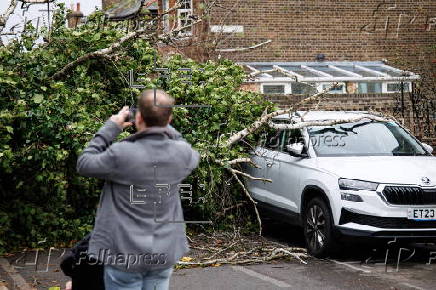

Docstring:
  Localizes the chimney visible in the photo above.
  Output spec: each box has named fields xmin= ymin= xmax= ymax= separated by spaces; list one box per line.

xmin=67 ymin=2 xmax=84 ymax=28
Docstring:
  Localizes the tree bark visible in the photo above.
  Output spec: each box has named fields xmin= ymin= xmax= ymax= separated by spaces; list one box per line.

xmin=224 ymin=83 xmax=339 ymax=147
xmin=0 ymin=0 xmax=18 ymax=45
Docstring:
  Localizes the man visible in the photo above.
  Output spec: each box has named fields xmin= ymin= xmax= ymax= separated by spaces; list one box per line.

xmin=76 ymin=89 xmax=200 ymax=290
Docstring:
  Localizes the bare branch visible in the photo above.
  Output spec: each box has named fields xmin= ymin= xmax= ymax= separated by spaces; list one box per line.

xmin=268 ymin=114 xmax=390 ymax=130
xmin=227 ymin=158 xmax=260 ymax=168
xmin=224 ymin=83 xmax=340 ymax=147
xmin=21 ymin=0 xmax=53 ymax=3
xmin=216 ymin=202 xmax=247 ymax=217
xmin=216 ymin=39 xmax=272 ymax=52
xmin=51 ymin=18 xmax=202 ymax=80
xmin=0 ymin=0 xmax=18 ymax=44
xmin=216 ymin=159 xmax=267 ymax=181
xmin=230 ymin=168 xmax=271 ymax=183
xmin=229 ymin=170 xmax=262 ymax=236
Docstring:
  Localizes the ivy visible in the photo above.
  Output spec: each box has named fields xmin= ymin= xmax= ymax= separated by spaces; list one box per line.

xmin=0 ymin=5 xmax=274 ymax=253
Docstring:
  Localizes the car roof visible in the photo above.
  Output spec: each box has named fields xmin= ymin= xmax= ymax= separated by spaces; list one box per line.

xmin=272 ymin=111 xmax=378 ymax=122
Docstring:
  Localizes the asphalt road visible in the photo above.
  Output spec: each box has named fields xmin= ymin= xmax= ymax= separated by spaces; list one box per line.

xmin=1 ymin=223 xmax=436 ymax=290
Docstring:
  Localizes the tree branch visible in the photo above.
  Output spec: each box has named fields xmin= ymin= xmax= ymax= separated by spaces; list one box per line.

xmin=0 ymin=0 xmax=18 ymax=44
xmin=51 ymin=4 xmax=198 ymax=80
xmin=227 ymin=158 xmax=260 ymax=168
xmin=229 ymin=170 xmax=262 ymax=236
xmin=224 ymin=83 xmax=339 ymax=147
xmin=268 ymin=114 xmax=390 ymax=130
xmin=229 ymin=168 xmax=271 ymax=183
xmin=21 ymin=0 xmax=54 ymax=3
xmin=216 ymin=39 xmax=271 ymax=52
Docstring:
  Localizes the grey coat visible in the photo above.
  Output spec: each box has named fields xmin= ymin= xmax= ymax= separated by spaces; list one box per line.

xmin=76 ymin=120 xmax=200 ymax=272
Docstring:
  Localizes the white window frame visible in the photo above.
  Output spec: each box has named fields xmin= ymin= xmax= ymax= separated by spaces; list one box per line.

xmin=261 ymin=83 xmax=291 ymax=95
xmin=162 ymin=0 xmax=170 ymax=32
xmin=318 ymin=82 xmax=346 ymax=94
xmin=383 ymin=81 xmax=411 ymax=93
xmin=177 ymin=0 xmax=193 ymax=36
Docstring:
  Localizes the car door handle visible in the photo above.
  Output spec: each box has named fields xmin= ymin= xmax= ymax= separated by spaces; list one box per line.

xmin=266 ymin=161 xmax=274 ymax=167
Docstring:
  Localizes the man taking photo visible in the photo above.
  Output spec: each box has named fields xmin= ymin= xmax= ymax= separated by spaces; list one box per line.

xmin=76 ymin=89 xmax=200 ymax=290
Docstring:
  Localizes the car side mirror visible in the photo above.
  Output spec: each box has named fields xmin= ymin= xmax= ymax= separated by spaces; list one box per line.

xmin=422 ymin=143 xmax=434 ymax=154
xmin=285 ymin=143 xmax=308 ymax=157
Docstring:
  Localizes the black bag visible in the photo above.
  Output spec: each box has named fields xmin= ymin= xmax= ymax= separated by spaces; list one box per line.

xmin=60 ymin=233 xmax=105 ymax=290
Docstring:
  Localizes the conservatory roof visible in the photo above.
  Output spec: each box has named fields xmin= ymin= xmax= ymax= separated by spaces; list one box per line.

xmin=241 ymin=61 xmax=420 ymax=83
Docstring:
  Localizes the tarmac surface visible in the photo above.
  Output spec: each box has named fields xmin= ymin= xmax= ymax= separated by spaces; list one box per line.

xmin=1 ymin=222 xmax=436 ymax=290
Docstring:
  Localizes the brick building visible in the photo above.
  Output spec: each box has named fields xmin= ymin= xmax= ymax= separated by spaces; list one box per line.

xmin=100 ymin=1 xmax=436 ymax=63
xmin=100 ymin=0 xmax=436 ymax=145
xmin=206 ymin=0 xmax=436 ymax=62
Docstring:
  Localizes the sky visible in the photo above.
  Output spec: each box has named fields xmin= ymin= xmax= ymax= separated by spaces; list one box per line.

xmin=0 ymin=0 xmax=102 ymax=42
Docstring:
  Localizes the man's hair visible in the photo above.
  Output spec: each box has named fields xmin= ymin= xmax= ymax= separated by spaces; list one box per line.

xmin=138 ymin=89 xmax=175 ymax=127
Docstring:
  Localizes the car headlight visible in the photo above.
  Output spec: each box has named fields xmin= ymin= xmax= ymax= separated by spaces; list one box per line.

xmin=338 ymin=178 xmax=379 ymax=191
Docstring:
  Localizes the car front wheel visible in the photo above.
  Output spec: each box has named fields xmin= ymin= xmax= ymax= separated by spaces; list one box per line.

xmin=303 ymin=197 xmax=337 ymax=257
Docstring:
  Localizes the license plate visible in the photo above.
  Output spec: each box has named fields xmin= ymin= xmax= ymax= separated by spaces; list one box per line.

xmin=407 ymin=208 xmax=436 ymax=220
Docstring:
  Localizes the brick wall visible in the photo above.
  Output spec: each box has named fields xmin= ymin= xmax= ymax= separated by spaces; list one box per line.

xmin=265 ymin=93 xmax=436 ymax=147
xmin=208 ymin=0 xmax=436 ymax=63
xmin=101 ymin=1 xmax=436 ymax=65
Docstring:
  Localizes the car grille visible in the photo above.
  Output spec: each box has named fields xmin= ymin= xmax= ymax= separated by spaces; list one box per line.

xmin=382 ymin=186 xmax=436 ymax=205
xmin=339 ymin=209 xmax=436 ymax=229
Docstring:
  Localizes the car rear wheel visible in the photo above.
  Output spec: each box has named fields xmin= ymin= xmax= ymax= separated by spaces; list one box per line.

xmin=303 ymin=197 xmax=337 ymax=257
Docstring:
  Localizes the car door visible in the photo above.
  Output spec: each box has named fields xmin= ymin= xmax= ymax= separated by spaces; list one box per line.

xmin=263 ymin=129 xmax=307 ymax=213
xmin=242 ymin=128 xmax=283 ymax=205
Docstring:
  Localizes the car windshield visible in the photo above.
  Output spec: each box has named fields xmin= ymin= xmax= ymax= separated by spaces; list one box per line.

xmin=307 ymin=120 xmax=429 ymax=157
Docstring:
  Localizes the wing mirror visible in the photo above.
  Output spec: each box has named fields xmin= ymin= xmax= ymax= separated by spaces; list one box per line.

xmin=285 ymin=143 xmax=308 ymax=157
xmin=422 ymin=143 xmax=434 ymax=154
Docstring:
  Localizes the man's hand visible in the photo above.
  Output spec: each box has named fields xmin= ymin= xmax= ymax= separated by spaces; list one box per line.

xmin=110 ymin=106 xmax=133 ymax=129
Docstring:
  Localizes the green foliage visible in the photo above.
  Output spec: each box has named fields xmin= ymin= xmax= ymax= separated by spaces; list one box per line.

xmin=0 ymin=5 xmax=274 ymax=253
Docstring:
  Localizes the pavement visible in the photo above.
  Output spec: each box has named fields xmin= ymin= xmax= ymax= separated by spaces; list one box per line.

xmin=1 ymin=223 xmax=436 ymax=290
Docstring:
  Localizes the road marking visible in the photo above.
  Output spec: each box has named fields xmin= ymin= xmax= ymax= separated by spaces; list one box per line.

xmin=0 ymin=258 xmax=33 ymax=290
xmin=329 ymin=259 xmax=372 ymax=273
xmin=399 ymin=282 xmax=425 ymax=290
xmin=231 ymin=265 xmax=291 ymax=288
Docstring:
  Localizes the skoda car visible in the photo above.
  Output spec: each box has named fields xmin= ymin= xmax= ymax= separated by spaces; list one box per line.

xmin=243 ymin=111 xmax=436 ymax=257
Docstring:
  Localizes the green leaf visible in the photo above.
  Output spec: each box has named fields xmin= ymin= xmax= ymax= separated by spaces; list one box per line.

xmin=32 ymin=94 xmax=44 ymax=104
xmin=92 ymin=33 xmax=101 ymax=41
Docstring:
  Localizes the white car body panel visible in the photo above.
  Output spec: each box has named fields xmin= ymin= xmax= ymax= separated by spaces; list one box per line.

xmin=244 ymin=111 xmax=436 ymax=237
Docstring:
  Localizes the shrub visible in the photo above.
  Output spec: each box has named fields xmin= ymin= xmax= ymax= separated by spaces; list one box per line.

xmin=0 ymin=6 xmax=273 ymax=253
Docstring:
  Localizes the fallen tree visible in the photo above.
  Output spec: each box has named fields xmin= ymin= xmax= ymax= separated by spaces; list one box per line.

xmin=0 ymin=1 xmax=395 ymax=253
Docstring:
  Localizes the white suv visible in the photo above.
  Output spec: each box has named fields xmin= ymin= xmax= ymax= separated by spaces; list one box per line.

xmin=243 ymin=111 xmax=436 ymax=257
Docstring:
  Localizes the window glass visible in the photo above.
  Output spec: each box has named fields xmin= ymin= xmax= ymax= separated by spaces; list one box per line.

xmin=177 ymin=0 xmax=192 ymax=35
xmin=291 ymin=82 xmax=317 ymax=95
xmin=265 ymin=129 xmax=284 ymax=150
xmin=308 ymin=121 xmax=428 ymax=156
xmin=162 ymin=0 xmax=169 ymax=31
xmin=387 ymin=82 xmax=410 ymax=92
xmin=180 ymin=0 xmax=192 ymax=9
xmin=282 ymin=129 xmax=304 ymax=150
xmin=335 ymin=66 xmax=379 ymax=77
xmin=308 ymin=65 xmax=350 ymax=77
xmin=357 ymin=82 xmax=382 ymax=94
xmin=363 ymin=66 xmax=404 ymax=77
xmin=322 ymin=83 xmax=344 ymax=94
xmin=263 ymin=85 xmax=285 ymax=94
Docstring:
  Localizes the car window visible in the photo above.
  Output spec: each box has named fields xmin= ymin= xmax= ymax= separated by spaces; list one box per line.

xmin=265 ymin=129 xmax=284 ymax=151
xmin=283 ymin=129 xmax=304 ymax=146
xmin=308 ymin=120 xmax=428 ymax=157
xmin=282 ymin=129 xmax=305 ymax=152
